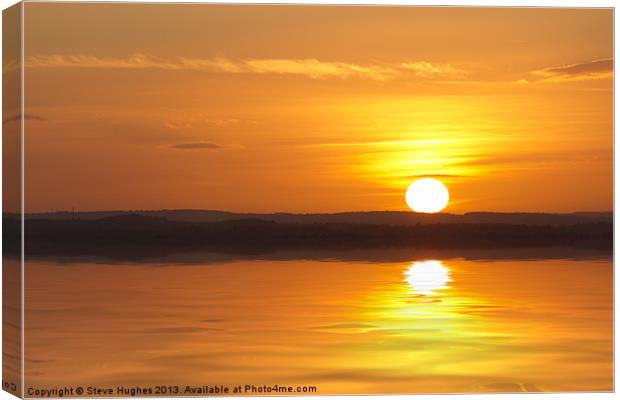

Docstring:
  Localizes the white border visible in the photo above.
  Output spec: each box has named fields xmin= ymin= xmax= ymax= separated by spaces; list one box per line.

xmin=0 ymin=1 xmax=616 ymax=400
xmin=10 ymin=0 xmax=619 ymax=6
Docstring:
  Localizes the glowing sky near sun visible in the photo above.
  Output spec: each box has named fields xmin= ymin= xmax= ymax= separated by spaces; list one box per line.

xmin=8 ymin=4 xmax=613 ymax=213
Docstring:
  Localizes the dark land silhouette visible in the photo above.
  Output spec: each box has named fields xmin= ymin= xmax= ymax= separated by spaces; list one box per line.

xmin=18 ymin=209 xmax=612 ymax=225
xmin=4 ymin=210 xmax=612 ymax=261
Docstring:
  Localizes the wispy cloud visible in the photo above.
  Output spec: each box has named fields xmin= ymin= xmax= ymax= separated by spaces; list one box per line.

xmin=527 ymin=58 xmax=613 ymax=82
xmin=2 ymin=113 xmax=46 ymax=125
xmin=18 ymin=52 xmax=615 ymax=86
xmin=304 ymin=138 xmax=477 ymax=149
xmin=26 ymin=53 xmax=181 ymax=70
xmin=163 ymin=117 xmax=246 ymax=130
xmin=169 ymin=142 xmax=242 ymax=150
xmin=170 ymin=142 xmax=223 ymax=150
xmin=400 ymin=61 xmax=466 ymax=79
xmin=164 ymin=120 xmax=193 ymax=130
xmin=204 ymin=118 xmax=243 ymax=127
xmin=407 ymin=173 xmax=464 ymax=179
xmin=24 ymin=53 xmax=465 ymax=81
xmin=241 ymin=59 xmax=397 ymax=80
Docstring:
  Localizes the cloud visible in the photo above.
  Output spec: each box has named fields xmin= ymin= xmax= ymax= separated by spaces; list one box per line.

xmin=24 ymin=53 xmax=464 ymax=81
xmin=2 ymin=113 xmax=46 ymax=125
xmin=169 ymin=142 xmax=244 ymax=150
xmin=170 ymin=142 xmax=225 ymax=150
xmin=204 ymin=118 xmax=242 ymax=127
xmin=304 ymin=138 xmax=470 ymax=149
xmin=164 ymin=121 xmax=193 ymax=130
xmin=407 ymin=173 xmax=464 ymax=179
xmin=25 ymin=53 xmax=397 ymax=80
xmin=528 ymin=58 xmax=613 ymax=82
xmin=452 ymin=149 xmax=609 ymax=171
xmin=26 ymin=53 xmax=181 ymax=70
xmin=401 ymin=61 xmax=466 ymax=79
xmin=241 ymin=59 xmax=397 ymax=80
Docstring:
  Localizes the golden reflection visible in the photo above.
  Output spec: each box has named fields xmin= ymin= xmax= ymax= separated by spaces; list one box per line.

xmin=404 ymin=260 xmax=452 ymax=295
xmin=24 ymin=257 xmax=613 ymax=393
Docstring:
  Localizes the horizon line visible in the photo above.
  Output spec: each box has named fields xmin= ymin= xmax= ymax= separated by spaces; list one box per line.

xmin=7 ymin=209 xmax=614 ymax=216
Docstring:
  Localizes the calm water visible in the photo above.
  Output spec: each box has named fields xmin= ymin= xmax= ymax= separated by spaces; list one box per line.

xmin=24 ymin=255 xmax=612 ymax=394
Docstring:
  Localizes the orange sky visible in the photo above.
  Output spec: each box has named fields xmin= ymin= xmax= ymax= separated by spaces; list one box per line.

xmin=10 ymin=4 xmax=613 ymax=213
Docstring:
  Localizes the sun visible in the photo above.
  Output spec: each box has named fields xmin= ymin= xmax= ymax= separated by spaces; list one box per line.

xmin=405 ymin=178 xmax=449 ymax=213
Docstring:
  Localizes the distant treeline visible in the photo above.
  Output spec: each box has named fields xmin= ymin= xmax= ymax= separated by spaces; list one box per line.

xmin=13 ymin=209 xmax=613 ymax=226
xmin=4 ymin=214 xmax=612 ymax=258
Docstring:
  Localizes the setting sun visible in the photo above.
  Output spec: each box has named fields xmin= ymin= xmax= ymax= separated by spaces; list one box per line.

xmin=405 ymin=178 xmax=450 ymax=213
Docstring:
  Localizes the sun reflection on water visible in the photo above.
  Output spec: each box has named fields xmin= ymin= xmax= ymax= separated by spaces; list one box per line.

xmin=404 ymin=260 xmax=452 ymax=295
xmin=23 ymin=258 xmax=612 ymax=393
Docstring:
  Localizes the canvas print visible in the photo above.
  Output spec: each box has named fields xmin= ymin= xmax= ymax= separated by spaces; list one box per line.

xmin=2 ymin=3 xmax=613 ymax=397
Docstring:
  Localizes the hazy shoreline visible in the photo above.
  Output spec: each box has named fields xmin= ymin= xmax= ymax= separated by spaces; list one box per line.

xmin=10 ymin=209 xmax=613 ymax=226
xmin=5 ymin=212 xmax=612 ymax=262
